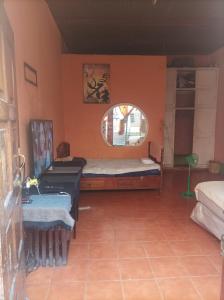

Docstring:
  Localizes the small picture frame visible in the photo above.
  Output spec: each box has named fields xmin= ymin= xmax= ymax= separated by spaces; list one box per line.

xmin=24 ymin=62 xmax=37 ymax=86
xmin=83 ymin=63 xmax=110 ymax=103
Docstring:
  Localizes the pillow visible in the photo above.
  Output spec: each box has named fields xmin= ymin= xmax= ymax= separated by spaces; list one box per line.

xmin=141 ymin=158 xmax=155 ymax=164
xmin=55 ymin=156 xmax=73 ymax=162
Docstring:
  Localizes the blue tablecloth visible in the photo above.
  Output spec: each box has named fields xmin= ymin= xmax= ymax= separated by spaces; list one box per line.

xmin=22 ymin=194 xmax=75 ymax=230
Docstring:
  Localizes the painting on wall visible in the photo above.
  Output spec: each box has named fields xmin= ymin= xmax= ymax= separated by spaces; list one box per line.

xmin=24 ymin=62 xmax=37 ymax=86
xmin=83 ymin=64 xmax=110 ymax=103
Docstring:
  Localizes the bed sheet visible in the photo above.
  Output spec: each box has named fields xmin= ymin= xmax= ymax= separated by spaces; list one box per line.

xmin=82 ymin=158 xmax=160 ymax=176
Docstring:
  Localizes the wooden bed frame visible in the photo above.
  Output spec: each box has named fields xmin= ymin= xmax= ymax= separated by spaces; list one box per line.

xmin=80 ymin=142 xmax=164 ymax=191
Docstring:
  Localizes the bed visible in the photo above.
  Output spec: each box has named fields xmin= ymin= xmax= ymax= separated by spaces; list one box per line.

xmin=80 ymin=141 xmax=163 ymax=191
xmin=191 ymin=181 xmax=224 ymax=239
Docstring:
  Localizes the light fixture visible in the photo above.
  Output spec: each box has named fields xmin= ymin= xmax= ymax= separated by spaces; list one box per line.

xmin=152 ymin=0 xmax=158 ymax=5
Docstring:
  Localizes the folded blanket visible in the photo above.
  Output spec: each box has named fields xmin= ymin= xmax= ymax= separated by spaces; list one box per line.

xmin=22 ymin=194 xmax=75 ymax=230
xmin=141 ymin=158 xmax=155 ymax=164
xmin=195 ymin=181 xmax=224 ymax=211
xmin=53 ymin=157 xmax=87 ymax=168
xmin=54 ymin=156 xmax=73 ymax=162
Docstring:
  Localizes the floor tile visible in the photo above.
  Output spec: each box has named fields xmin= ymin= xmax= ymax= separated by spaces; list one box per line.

xmin=76 ymin=230 xmax=115 ymax=243
xmin=208 ymin=255 xmax=223 ymax=273
xmin=187 ymin=226 xmax=217 ymax=242
xmin=68 ymin=243 xmax=89 ymax=263
xmin=192 ymin=276 xmax=221 ymax=300
xmin=52 ymin=260 xmax=88 ymax=282
xmin=169 ymin=240 xmax=202 ymax=256
xmin=150 ymin=257 xmax=187 ymax=278
xmin=122 ymin=279 xmax=162 ymax=300
xmin=26 ymin=267 xmax=53 ymax=285
xmin=113 ymin=218 xmax=153 ymax=230
xmin=26 ymin=284 xmax=50 ymax=300
xmin=117 ymin=242 xmax=146 ymax=258
xmin=88 ymin=242 xmax=118 ymax=259
xmin=180 ymin=256 xmax=218 ymax=276
xmin=198 ymin=237 xmax=220 ymax=255
xmin=77 ymin=219 xmax=113 ymax=231
xmin=47 ymin=282 xmax=85 ymax=300
xmin=85 ymin=281 xmax=123 ymax=300
xmin=143 ymin=241 xmax=175 ymax=257
xmin=162 ymin=226 xmax=191 ymax=241
xmin=87 ymin=260 xmax=120 ymax=281
xmin=115 ymin=229 xmax=164 ymax=242
xmin=158 ymin=278 xmax=199 ymax=300
xmin=119 ymin=258 xmax=153 ymax=280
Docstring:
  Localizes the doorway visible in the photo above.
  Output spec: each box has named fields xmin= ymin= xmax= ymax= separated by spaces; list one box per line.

xmin=174 ymin=109 xmax=194 ymax=166
xmin=0 ymin=4 xmax=26 ymax=299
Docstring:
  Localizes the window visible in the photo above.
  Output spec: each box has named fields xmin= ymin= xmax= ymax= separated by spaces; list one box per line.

xmin=101 ymin=103 xmax=148 ymax=146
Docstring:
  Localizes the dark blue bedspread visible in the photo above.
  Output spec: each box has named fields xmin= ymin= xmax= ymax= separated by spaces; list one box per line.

xmin=82 ymin=169 xmax=160 ymax=178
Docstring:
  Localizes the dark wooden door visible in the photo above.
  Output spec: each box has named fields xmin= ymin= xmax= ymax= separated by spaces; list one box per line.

xmin=0 ymin=4 xmax=26 ymax=300
xmin=220 ymin=236 xmax=224 ymax=300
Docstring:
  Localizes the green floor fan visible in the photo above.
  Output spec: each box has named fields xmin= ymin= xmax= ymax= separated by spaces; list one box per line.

xmin=182 ymin=153 xmax=199 ymax=198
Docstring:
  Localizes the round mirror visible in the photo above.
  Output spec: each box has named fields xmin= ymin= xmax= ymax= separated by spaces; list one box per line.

xmin=101 ymin=103 xmax=148 ymax=146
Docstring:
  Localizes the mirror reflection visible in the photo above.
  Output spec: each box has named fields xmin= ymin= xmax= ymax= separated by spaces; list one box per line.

xmin=102 ymin=104 xmax=148 ymax=146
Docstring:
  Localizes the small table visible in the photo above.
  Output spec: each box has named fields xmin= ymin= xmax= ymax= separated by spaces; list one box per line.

xmin=40 ymin=166 xmax=82 ymax=222
xmin=23 ymin=194 xmax=74 ymax=270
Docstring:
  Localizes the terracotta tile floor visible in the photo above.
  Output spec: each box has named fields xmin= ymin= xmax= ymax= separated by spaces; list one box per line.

xmin=26 ymin=170 xmax=224 ymax=300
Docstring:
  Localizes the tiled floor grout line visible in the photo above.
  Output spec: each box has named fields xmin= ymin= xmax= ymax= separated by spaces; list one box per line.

xmin=83 ymin=281 xmax=88 ymax=300
xmin=146 ymin=256 xmax=165 ymax=300
xmin=189 ymin=277 xmax=205 ymax=300
xmin=44 ymin=283 xmax=51 ymax=300
xmin=45 ymin=268 xmax=54 ymax=300
xmin=142 ymin=242 xmax=150 ymax=258
xmin=154 ymin=278 xmax=165 ymax=300
xmin=64 ymin=255 xmax=221 ymax=263
xmin=83 ymin=242 xmax=90 ymax=300
xmin=83 ymin=243 xmax=90 ymax=300
xmin=33 ymin=275 xmax=221 ymax=283
xmin=117 ymin=260 xmax=126 ymax=300
xmin=207 ymin=254 xmax=222 ymax=274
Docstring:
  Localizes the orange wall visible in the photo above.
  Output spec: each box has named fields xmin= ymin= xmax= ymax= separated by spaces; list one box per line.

xmin=62 ymin=55 xmax=166 ymax=158
xmin=210 ymin=47 xmax=224 ymax=161
xmin=4 ymin=0 xmax=63 ymax=174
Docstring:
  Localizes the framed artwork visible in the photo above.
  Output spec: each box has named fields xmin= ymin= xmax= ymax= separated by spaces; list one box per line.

xmin=83 ymin=64 xmax=110 ymax=103
xmin=24 ymin=62 xmax=37 ymax=86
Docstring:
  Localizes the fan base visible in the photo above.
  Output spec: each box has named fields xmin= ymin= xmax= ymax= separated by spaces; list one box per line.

xmin=182 ymin=191 xmax=195 ymax=198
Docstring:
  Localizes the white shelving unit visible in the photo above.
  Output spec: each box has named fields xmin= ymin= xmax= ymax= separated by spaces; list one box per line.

xmin=164 ymin=67 xmax=219 ymax=168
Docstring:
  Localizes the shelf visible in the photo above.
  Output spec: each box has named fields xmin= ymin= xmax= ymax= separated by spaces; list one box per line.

xmin=176 ymin=90 xmax=195 ymax=108
xmin=175 ymin=107 xmax=194 ymax=111
xmin=176 ymin=70 xmax=196 ymax=89
xmin=176 ymin=88 xmax=196 ymax=91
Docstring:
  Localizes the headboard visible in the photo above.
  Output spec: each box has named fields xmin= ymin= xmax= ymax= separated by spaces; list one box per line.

xmin=148 ymin=141 xmax=164 ymax=164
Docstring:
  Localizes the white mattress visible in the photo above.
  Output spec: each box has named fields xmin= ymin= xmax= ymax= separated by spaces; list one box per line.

xmin=195 ymin=181 xmax=224 ymax=218
xmin=82 ymin=159 xmax=160 ymax=175
xmin=191 ymin=202 xmax=224 ymax=240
